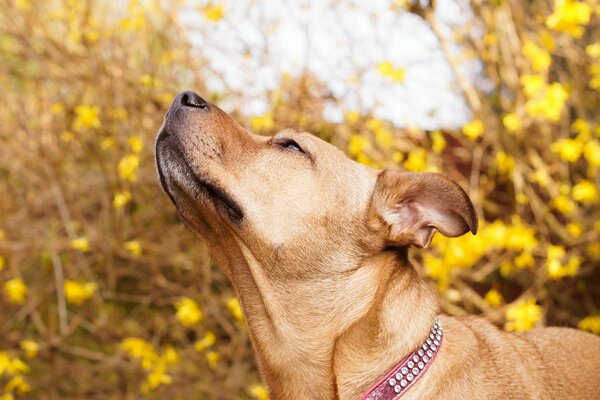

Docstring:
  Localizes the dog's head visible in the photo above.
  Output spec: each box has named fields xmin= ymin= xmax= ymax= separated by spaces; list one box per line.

xmin=155 ymin=90 xmax=477 ymax=290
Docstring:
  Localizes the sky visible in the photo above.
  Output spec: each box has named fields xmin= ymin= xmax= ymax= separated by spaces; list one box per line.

xmin=182 ymin=0 xmax=477 ymax=130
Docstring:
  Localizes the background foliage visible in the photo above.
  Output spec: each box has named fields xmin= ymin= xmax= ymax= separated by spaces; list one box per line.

xmin=0 ymin=0 xmax=599 ymax=398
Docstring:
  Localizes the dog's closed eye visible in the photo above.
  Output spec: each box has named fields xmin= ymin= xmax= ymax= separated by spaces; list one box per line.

xmin=273 ymin=138 xmax=306 ymax=155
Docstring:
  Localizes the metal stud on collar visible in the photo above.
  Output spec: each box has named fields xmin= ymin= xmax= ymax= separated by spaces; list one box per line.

xmin=359 ymin=318 xmax=444 ymax=400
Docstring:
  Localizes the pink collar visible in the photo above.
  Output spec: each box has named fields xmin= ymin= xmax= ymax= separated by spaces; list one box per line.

xmin=359 ymin=318 xmax=443 ymax=400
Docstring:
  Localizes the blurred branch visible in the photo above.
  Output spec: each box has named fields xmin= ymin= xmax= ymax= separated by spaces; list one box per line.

xmin=426 ymin=11 xmax=482 ymax=112
xmin=51 ymin=251 xmax=69 ymax=336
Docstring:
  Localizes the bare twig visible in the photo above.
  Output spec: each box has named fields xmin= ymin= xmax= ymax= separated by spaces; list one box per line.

xmin=51 ymin=251 xmax=69 ymax=336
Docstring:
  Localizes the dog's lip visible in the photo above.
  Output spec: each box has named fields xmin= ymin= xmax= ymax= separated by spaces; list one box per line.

xmin=155 ymin=130 xmax=244 ymax=223
xmin=155 ymin=130 xmax=178 ymax=206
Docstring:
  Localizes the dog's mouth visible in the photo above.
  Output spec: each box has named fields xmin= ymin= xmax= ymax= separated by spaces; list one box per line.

xmin=155 ymin=130 xmax=244 ymax=224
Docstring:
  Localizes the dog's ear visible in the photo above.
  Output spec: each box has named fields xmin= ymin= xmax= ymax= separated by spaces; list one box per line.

xmin=368 ymin=170 xmax=478 ymax=248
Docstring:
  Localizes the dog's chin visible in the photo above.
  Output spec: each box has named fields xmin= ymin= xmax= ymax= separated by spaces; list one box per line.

xmin=155 ymin=130 xmax=244 ymax=224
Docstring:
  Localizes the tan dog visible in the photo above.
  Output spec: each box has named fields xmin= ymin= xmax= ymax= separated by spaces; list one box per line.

xmin=155 ymin=91 xmax=600 ymax=399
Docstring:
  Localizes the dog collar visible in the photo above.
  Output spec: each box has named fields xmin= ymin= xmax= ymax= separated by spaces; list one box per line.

xmin=359 ymin=318 xmax=443 ymax=400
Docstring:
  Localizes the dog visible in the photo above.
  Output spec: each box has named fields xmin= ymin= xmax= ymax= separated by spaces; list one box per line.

xmin=155 ymin=91 xmax=600 ymax=399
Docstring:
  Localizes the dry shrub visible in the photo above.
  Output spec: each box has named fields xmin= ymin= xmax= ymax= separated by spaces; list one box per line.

xmin=0 ymin=0 xmax=598 ymax=399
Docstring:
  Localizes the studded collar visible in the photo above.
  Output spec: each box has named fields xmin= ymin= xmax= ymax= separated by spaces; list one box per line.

xmin=358 ymin=318 xmax=443 ymax=400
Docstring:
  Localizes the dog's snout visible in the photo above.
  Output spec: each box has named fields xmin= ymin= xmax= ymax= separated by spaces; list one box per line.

xmin=180 ymin=91 xmax=209 ymax=110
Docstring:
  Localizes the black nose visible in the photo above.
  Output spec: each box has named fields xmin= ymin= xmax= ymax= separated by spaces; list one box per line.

xmin=180 ymin=91 xmax=209 ymax=109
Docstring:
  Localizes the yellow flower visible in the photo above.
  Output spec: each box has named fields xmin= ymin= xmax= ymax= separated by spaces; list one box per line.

xmin=107 ymin=107 xmax=128 ymax=121
xmin=71 ymin=237 xmax=90 ymax=252
xmin=366 ymin=118 xmax=383 ymax=132
xmin=117 ymin=154 xmax=140 ymax=182
xmin=4 ymin=374 xmax=31 ymax=395
xmin=0 ymin=255 xmax=5 ymax=271
xmin=73 ymin=104 xmax=101 ymax=131
xmin=61 ymin=131 xmax=74 ymax=142
xmin=548 ymin=255 xmax=581 ymax=279
xmin=20 ymin=341 xmax=39 ymax=359
xmin=143 ymin=367 xmax=172 ymax=392
xmin=128 ymin=135 xmax=143 ymax=153
xmin=175 ymin=297 xmax=203 ymax=326
xmin=162 ymin=346 xmax=178 ymax=365
xmin=528 ymin=170 xmax=550 ymax=187
xmin=578 ymin=315 xmax=600 ymax=334
xmin=515 ymin=252 xmax=535 ymax=269
xmin=377 ymin=61 xmax=406 ymax=83
xmin=516 ymin=193 xmax=529 ymax=205
xmin=249 ymin=384 xmax=270 ymax=400
xmin=484 ymin=32 xmax=498 ymax=47
xmin=583 ymin=140 xmax=600 ymax=167
xmin=503 ymin=218 xmax=539 ymax=252
xmin=120 ymin=13 xmax=147 ymax=32
xmin=505 ymin=297 xmax=542 ymax=331
xmin=403 ymin=148 xmax=427 ymax=172
xmin=113 ymin=190 xmax=132 ymax=209
xmin=462 ymin=119 xmax=484 ymax=140
xmin=495 ymin=151 xmax=515 ymax=175
xmin=546 ymin=0 xmax=591 ymax=38
xmin=484 ymin=288 xmax=503 ymax=308
xmin=501 ymin=261 xmax=514 ymax=277
xmin=120 ymin=0 xmax=148 ymax=32
xmin=51 ymin=102 xmax=64 ymax=114
xmin=392 ymin=0 xmax=409 ymax=9
xmin=545 ymin=245 xmax=580 ymax=279
xmin=138 ymin=74 xmax=154 ymax=88
xmin=121 ymin=337 xmax=155 ymax=360
xmin=250 ymin=112 xmax=275 ymax=132
xmin=0 ymin=352 xmax=29 ymax=376
xmin=124 ymin=240 xmax=142 ymax=256
xmin=571 ymin=180 xmax=598 ymax=203
xmin=15 ymin=0 xmax=32 ymax=10
xmin=356 ymin=153 xmax=373 ymax=166
xmin=539 ymin=31 xmax=556 ymax=52
xmin=348 ymin=134 xmax=370 ymax=157
xmin=520 ymin=74 xmax=546 ymax=98
xmin=344 ymin=111 xmax=361 ymax=124
xmin=548 ymin=244 xmax=566 ymax=260
xmin=226 ymin=297 xmax=244 ymax=321
xmin=392 ymin=151 xmax=404 ymax=164
xmin=589 ymin=71 xmax=600 ymax=90
xmin=587 ymin=243 xmax=600 ymax=259
xmin=3 ymin=278 xmax=28 ymax=304
xmin=203 ymin=4 xmax=224 ymax=22
xmin=430 ymin=131 xmax=446 ymax=154
xmin=0 ymin=352 xmax=10 ymax=375
xmin=101 ymin=137 xmax=115 ymax=150
xmin=566 ymin=222 xmax=582 ymax=238
xmin=375 ymin=128 xmax=394 ymax=148
xmin=523 ymin=40 xmax=551 ymax=72
xmin=423 ymin=254 xmax=451 ymax=291
xmin=194 ymin=331 xmax=216 ymax=352
xmin=205 ymin=351 xmax=220 ymax=369
xmin=502 ymin=113 xmax=522 ymax=133
xmin=551 ymin=138 xmax=583 ymax=162
xmin=525 ymin=82 xmax=568 ymax=121
xmin=586 ymin=43 xmax=600 ymax=58
xmin=121 ymin=337 xmax=178 ymax=392
xmin=572 ymin=118 xmax=591 ymax=137
xmin=64 ymin=280 xmax=97 ymax=305
xmin=551 ymin=194 xmax=576 ymax=215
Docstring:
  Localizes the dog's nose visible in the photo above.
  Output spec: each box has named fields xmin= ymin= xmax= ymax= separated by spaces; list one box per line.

xmin=179 ymin=91 xmax=209 ymax=110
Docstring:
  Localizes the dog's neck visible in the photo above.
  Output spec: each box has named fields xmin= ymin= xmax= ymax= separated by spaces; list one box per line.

xmin=333 ymin=253 xmax=440 ymax=399
xmin=234 ymin=246 xmax=439 ymax=400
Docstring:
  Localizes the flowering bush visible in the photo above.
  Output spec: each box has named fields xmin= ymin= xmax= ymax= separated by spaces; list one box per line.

xmin=0 ymin=0 xmax=598 ymax=399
